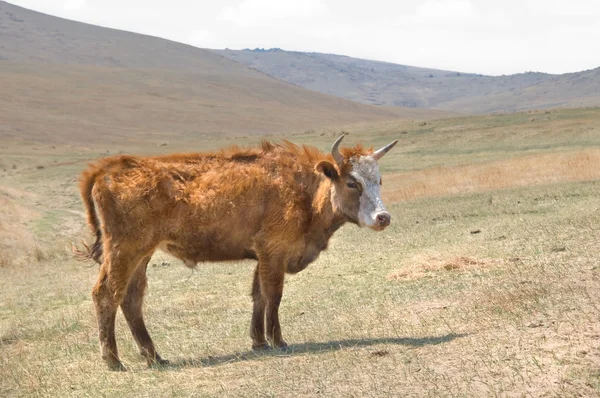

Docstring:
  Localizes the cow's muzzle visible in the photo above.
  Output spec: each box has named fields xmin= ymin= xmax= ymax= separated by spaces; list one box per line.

xmin=373 ymin=211 xmax=391 ymax=230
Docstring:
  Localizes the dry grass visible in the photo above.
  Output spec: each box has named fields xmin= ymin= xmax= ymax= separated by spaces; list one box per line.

xmin=0 ymin=186 xmax=37 ymax=267
xmin=0 ymin=250 xmax=10 ymax=268
xmin=385 ymin=148 xmax=600 ymax=202
xmin=1 ymin=108 xmax=600 ymax=397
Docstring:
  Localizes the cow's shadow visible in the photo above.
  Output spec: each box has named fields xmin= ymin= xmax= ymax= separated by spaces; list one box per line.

xmin=162 ymin=333 xmax=467 ymax=370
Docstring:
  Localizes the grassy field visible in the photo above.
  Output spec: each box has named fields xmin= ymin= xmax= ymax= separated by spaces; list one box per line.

xmin=1 ymin=108 xmax=600 ymax=397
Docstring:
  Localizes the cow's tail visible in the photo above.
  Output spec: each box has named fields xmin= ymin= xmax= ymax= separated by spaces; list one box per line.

xmin=72 ymin=168 xmax=104 ymax=264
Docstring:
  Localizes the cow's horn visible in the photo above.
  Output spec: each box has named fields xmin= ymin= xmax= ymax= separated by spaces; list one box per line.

xmin=372 ymin=139 xmax=399 ymax=161
xmin=331 ymin=133 xmax=347 ymax=165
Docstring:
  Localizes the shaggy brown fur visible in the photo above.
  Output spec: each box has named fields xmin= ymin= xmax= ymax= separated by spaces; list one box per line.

xmin=77 ymin=139 xmax=385 ymax=370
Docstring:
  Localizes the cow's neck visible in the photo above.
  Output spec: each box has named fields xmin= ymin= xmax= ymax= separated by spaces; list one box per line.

xmin=311 ymin=179 xmax=346 ymax=239
xmin=283 ymin=176 xmax=347 ymax=274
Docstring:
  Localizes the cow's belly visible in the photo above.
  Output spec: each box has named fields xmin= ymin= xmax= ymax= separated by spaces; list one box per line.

xmin=156 ymin=196 xmax=265 ymax=266
xmin=158 ymin=227 xmax=257 ymax=267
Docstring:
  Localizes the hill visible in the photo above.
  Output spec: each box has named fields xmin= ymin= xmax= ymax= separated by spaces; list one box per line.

xmin=216 ymin=48 xmax=600 ymax=114
xmin=0 ymin=1 xmax=447 ymax=147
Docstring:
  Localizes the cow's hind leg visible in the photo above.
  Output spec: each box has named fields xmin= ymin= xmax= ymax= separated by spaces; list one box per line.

xmin=250 ymin=266 xmax=269 ymax=350
xmin=92 ymin=248 xmax=146 ymax=371
xmin=121 ymin=256 xmax=168 ymax=367
xmin=92 ymin=265 xmax=125 ymax=371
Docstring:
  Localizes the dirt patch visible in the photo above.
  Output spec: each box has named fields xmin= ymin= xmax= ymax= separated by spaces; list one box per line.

xmin=388 ymin=255 xmax=501 ymax=281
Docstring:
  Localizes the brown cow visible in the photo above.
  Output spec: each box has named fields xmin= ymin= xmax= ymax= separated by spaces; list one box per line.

xmin=76 ymin=134 xmax=397 ymax=370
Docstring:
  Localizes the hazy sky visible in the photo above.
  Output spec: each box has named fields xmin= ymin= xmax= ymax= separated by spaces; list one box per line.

xmin=9 ymin=0 xmax=600 ymax=75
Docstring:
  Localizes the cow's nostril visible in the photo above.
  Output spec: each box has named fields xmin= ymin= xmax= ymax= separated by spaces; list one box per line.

xmin=377 ymin=212 xmax=391 ymax=226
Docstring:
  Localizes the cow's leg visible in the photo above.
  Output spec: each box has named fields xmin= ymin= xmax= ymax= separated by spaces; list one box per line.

xmin=92 ymin=247 xmax=144 ymax=371
xmin=92 ymin=265 xmax=124 ymax=371
xmin=259 ymin=261 xmax=287 ymax=349
xmin=250 ymin=265 xmax=269 ymax=350
xmin=120 ymin=256 xmax=168 ymax=367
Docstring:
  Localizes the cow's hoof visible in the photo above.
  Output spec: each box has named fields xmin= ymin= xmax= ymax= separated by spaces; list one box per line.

xmin=252 ymin=342 xmax=271 ymax=351
xmin=148 ymin=358 xmax=170 ymax=368
xmin=108 ymin=361 xmax=127 ymax=372
xmin=275 ymin=341 xmax=288 ymax=351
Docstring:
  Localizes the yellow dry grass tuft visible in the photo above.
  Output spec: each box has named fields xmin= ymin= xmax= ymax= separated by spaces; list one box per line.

xmin=387 ymin=255 xmax=502 ymax=281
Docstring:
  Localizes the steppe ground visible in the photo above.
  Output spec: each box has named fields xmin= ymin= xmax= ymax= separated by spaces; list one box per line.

xmin=1 ymin=108 xmax=600 ymax=397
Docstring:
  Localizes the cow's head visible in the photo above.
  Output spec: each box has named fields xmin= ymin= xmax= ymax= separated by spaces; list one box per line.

xmin=316 ymin=134 xmax=398 ymax=231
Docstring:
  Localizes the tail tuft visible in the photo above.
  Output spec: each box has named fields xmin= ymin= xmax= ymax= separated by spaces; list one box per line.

xmin=72 ymin=233 xmax=103 ymax=264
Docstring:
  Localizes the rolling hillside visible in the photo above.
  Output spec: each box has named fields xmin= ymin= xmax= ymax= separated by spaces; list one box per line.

xmin=0 ymin=1 xmax=447 ymax=147
xmin=216 ymin=48 xmax=600 ymax=114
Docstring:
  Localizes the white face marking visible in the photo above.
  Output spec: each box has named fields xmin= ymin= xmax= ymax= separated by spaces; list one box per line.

xmin=350 ymin=156 xmax=386 ymax=228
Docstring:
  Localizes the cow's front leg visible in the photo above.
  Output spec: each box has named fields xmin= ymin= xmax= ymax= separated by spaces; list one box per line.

xmin=259 ymin=260 xmax=287 ymax=349
xmin=250 ymin=265 xmax=269 ymax=350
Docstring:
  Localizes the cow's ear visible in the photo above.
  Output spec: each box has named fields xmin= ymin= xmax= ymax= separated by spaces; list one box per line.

xmin=316 ymin=160 xmax=339 ymax=180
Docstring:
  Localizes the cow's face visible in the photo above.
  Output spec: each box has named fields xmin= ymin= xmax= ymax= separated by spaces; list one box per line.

xmin=317 ymin=135 xmax=397 ymax=231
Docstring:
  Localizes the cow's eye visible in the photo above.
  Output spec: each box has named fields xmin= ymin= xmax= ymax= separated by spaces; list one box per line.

xmin=379 ymin=178 xmax=382 ymax=185
xmin=346 ymin=182 xmax=357 ymax=189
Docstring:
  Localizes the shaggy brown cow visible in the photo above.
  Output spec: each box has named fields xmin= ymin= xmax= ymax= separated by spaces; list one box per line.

xmin=77 ymin=134 xmax=397 ymax=370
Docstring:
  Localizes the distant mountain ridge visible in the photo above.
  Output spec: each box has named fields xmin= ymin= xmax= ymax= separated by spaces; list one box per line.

xmin=216 ymin=48 xmax=600 ymax=114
